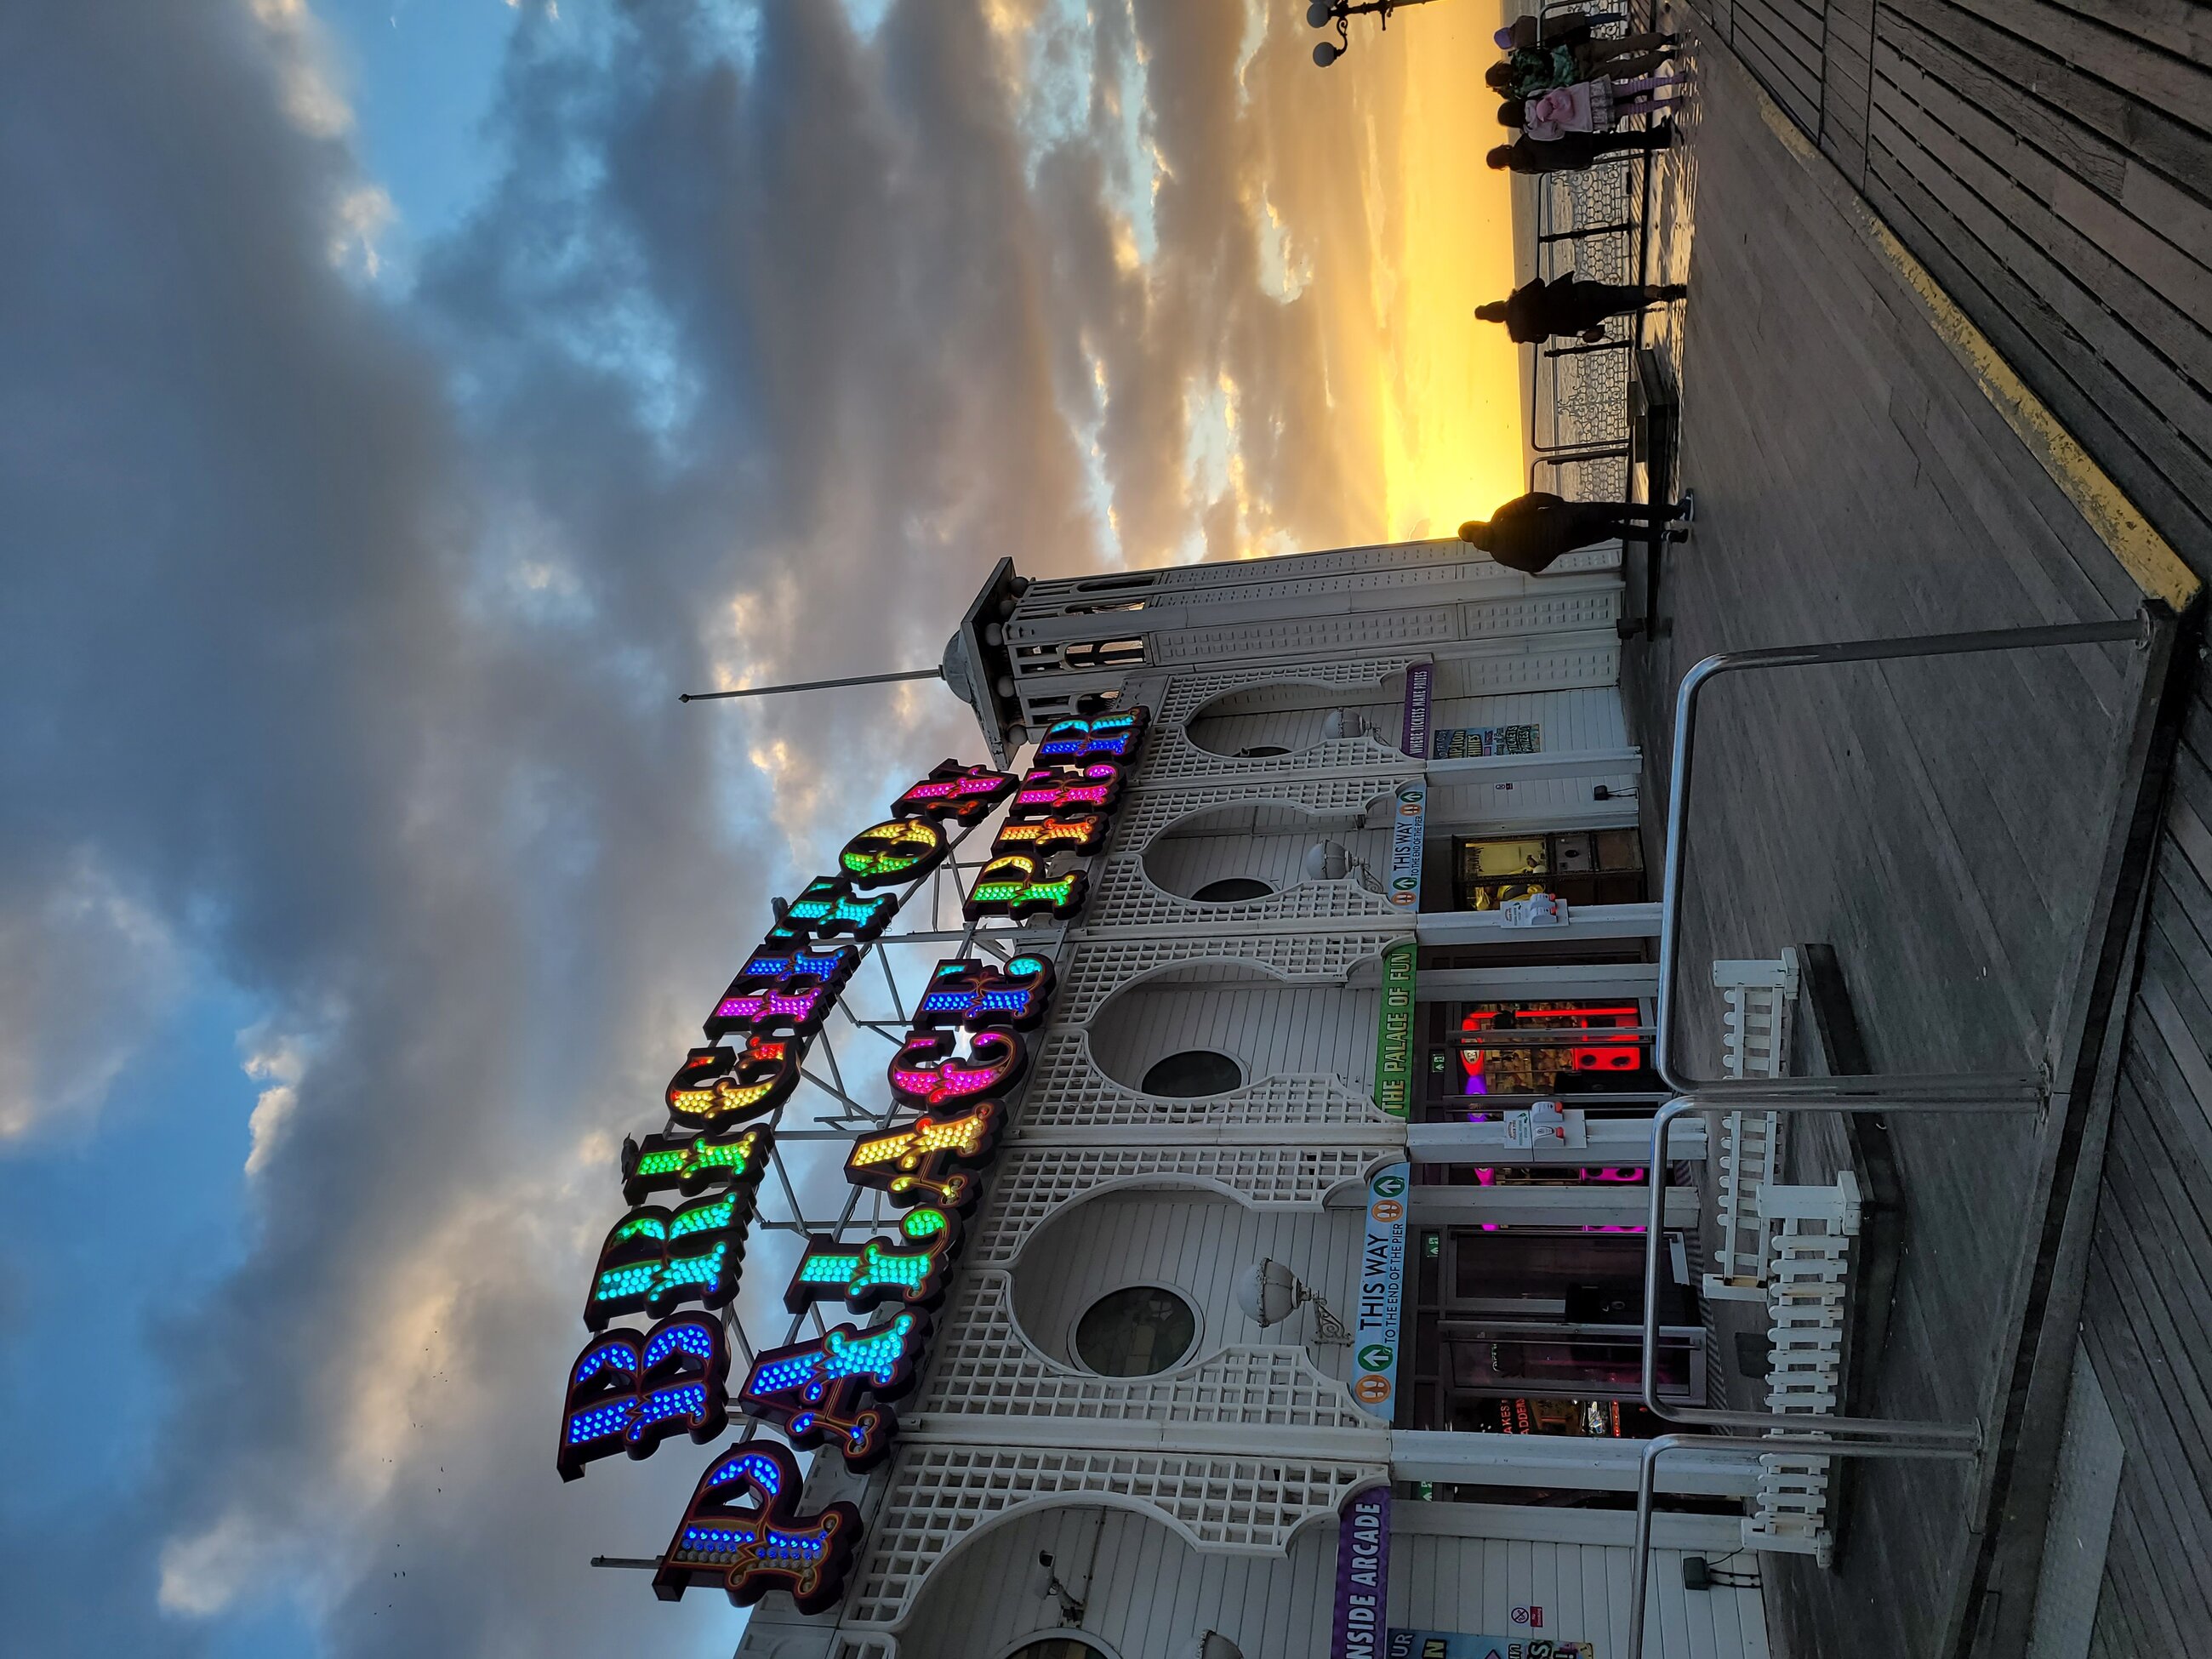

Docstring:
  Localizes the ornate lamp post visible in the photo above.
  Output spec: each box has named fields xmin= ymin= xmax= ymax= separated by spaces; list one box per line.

xmin=1305 ymin=0 xmax=1442 ymax=66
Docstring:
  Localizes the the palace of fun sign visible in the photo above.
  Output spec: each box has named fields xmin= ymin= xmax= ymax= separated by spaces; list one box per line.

xmin=555 ymin=709 xmax=1150 ymax=1615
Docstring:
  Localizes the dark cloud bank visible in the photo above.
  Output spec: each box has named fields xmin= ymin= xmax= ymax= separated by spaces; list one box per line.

xmin=0 ymin=3 xmax=1393 ymax=1653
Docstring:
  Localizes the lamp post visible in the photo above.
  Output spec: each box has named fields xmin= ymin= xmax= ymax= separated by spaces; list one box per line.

xmin=1305 ymin=0 xmax=1442 ymax=67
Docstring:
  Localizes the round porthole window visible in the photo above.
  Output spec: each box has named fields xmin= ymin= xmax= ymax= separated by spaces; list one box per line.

xmin=1141 ymin=1050 xmax=1243 ymax=1097
xmin=1007 ymin=1640 xmax=1109 ymax=1659
xmin=1191 ymin=876 xmax=1272 ymax=904
xmin=1075 ymin=1286 xmax=1199 ymax=1377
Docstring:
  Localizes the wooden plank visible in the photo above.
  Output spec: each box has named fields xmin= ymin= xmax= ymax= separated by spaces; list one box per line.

xmin=2120 ymin=158 xmax=2212 ymax=279
xmin=1881 ymin=0 xmax=2212 ymax=190
xmin=1941 ymin=0 xmax=2212 ymax=111
xmin=1879 ymin=17 xmax=2212 ymax=397
xmin=2119 ymin=995 xmax=2212 ymax=1195
xmin=2051 ymin=167 xmax=2212 ymax=328
xmin=1864 ymin=142 xmax=2212 ymax=571
xmin=2041 ymin=0 xmax=2212 ymax=67
xmin=1868 ymin=77 xmax=2212 ymax=475
xmin=2079 ymin=1246 xmax=2212 ymax=1624
xmin=1877 ymin=3 xmax=2130 ymax=197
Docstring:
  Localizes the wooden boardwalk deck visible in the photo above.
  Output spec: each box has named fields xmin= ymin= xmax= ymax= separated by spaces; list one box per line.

xmin=1620 ymin=9 xmax=2211 ymax=1650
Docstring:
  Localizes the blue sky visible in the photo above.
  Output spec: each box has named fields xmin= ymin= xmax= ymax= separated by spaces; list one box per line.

xmin=0 ymin=3 xmax=1506 ymax=1655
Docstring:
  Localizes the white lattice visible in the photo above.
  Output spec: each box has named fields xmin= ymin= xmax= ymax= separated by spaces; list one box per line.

xmin=1159 ymin=655 xmax=1419 ymax=724
xmin=1056 ymin=929 xmax=1401 ymax=1026
xmin=1146 ymin=725 xmax=1411 ymax=782
xmin=845 ymin=1445 xmax=1381 ymax=1627
xmin=1080 ymin=852 xmax=1401 ymax=929
xmin=1703 ymin=951 xmax=1802 ymax=1303
xmin=973 ymin=1145 xmax=1378 ymax=1266
xmin=1110 ymin=772 xmax=1411 ymax=851
xmin=918 ymin=1271 xmax=1378 ymax=1430
xmin=1746 ymin=1172 xmax=1860 ymax=1565
xmin=1458 ymin=588 xmax=1622 ymax=636
xmin=1017 ymin=1030 xmax=1392 ymax=1129
xmin=1155 ymin=608 xmax=1464 ymax=665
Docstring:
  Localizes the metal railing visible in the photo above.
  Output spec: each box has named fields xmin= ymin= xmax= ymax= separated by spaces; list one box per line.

xmin=1525 ymin=3 xmax=1652 ymax=502
xmin=1623 ymin=608 xmax=2162 ymax=1656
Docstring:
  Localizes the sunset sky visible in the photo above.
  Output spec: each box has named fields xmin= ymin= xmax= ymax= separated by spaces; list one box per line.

xmin=0 ymin=3 xmax=1519 ymax=1655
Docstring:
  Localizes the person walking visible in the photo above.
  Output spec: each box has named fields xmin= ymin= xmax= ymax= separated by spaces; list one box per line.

xmin=1458 ymin=492 xmax=1696 ymax=575
xmin=1487 ymin=124 xmax=1674 ymax=174
xmin=1520 ymin=72 xmax=1687 ymax=140
xmin=1476 ymin=275 xmax=1688 ymax=344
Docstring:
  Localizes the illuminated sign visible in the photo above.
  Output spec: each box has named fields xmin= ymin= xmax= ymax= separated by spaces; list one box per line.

xmin=891 ymin=760 xmax=1021 ymax=823
xmin=963 ymin=853 xmax=1088 ymax=921
xmin=559 ymin=1314 xmax=729 ymax=1481
xmin=737 ymin=1312 xmax=931 ymax=1471
xmin=1036 ymin=707 xmax=1149 ymax=761
xmin=566 ymin=716 xmax=1149 ymax=1611
xmin=785 ymin=1206 xmax=962 ymax=1314
xmin=620 ymin=1125 xmax=772 ymax=1205
xmin=706 ymin=946 xmax=859 ymax=1040
xmin=665 ymin=1037 xmax=801 ymax=1130
xmin=992 ymin=813 xmax=1109 ymax=858
xmin=764 ymin=875 xmax=898 ymax=947
xmin=914 ymin=954 xmax=1058 ymax=1031
xmin=1010 ymin=760 xmax=1125 ymax=817
xmin=840 ymin=817 xmax=948 ymax=888
xmin=888 ymin=1027 xmax=1029 ymax=1109
xmin=586 ymin=1188 xmax=750 ymax=1330
xmin=652 ymin=1441 xmax=863 ymax=1613
xmin=846 ymin=1099 xmax=1007 ymax=1213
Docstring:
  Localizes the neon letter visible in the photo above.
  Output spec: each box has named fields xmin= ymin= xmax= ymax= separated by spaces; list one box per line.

xmin=652 ymin=1441 xmax=862 ymax=1613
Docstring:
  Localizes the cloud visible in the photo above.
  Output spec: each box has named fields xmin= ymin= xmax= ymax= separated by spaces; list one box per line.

xmin=0 ymin=1 xmax=1507 ymax=1654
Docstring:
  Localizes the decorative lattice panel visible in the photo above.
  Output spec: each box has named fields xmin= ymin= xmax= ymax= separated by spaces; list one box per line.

xmin=845 ymin=1445 xmax=1382 ymax=1627
xmin=1016 ymin=1030 xmax=1392 ymax=1129
xmin=1147 ymin=539 xmax=1465 ymax=591
xmin=1155 ymin=607 xmax=1465 ymax=664
xmin=1145 ymin=726 xmax=1409 ymax=782
xmin=972 ymin=1145 xmax=1378 ymax=1266
xmin=1459 ymin=588 xmax=1622 ymax=636
xmin=917 ymin=1271 xmax=1379 ymax=1428
xmin=1159 ymin=655 xmax=1418 ymax=724
xmin=1079 ymin=852 xmax=1402 ymax=929
xmin=1109 ymin=772 xmax=1411 ymax=850
xmin=1055 ymin=929 xmax=1402 ymax=1026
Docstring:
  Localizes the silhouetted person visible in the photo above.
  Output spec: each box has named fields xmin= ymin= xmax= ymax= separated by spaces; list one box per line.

xmin=1459 ymin=491 xmax=1695 ymax=574
xmin=1493 ymin=11 xmax=1623 ymax=51
xmin=1490 ymin=32 xmax=1678 ymax=98
xmin=1477 ymin=276 xmax=1688 ymax=344
xmin=1488 ymin=125 xmax=1673 ymax=174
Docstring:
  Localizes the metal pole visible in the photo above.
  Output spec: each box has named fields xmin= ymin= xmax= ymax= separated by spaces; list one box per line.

xmin=1655 ymin=615 xmax=2148 ymax=1098
xmin=679 ymin=666 xmax=941 ymax=704
xmin=1538 ymin=221 xmax=1637 ymax=244
xmin=1628 ymin=1434 xmax=1975 ymax=1659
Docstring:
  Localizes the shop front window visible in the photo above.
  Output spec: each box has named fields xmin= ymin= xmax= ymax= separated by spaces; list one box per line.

xmin=1453 ymin=830 xmax=1645 ymax=910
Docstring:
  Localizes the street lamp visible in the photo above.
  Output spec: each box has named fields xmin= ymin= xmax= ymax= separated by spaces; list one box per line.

xmin=1306 ymin=0 xmax=1440 ymax=66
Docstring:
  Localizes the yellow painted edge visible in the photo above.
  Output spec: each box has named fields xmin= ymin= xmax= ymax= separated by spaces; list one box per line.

xmin=1734 ymin=44 xmax=2200 ymax=613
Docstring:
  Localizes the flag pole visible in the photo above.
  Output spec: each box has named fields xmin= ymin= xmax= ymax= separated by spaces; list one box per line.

xmin=679 ymin=667 xmax=943 ymax=704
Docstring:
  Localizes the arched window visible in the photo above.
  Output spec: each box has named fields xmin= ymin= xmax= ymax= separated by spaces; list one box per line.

xmin=1191 ymin=877 xmax=1272 ymax=904
xmin=1007 ymin=1639 xmax=1110 ymax=1659
xmin=1075 ymin=1286 xmax=1199 ymax=1377
xmin=1141 ymin=1050 xmax=1243 ymax=1097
